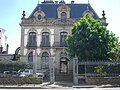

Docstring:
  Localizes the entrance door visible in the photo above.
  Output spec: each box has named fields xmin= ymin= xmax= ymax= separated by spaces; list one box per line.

xmin=60 ymin=58 xmax=68 ymax=73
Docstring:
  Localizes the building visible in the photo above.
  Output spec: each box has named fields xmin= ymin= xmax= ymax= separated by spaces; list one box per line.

xmin=20 ymin=0 xmax=107 ymax=82
xmin=0 ymin=28 xmax=8 ymax=54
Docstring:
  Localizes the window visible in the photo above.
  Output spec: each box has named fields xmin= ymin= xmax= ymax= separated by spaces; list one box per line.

xmin=38 ymin=15 xmax=41 ymax=20
xmin=61 ymin=12 xmax=67 ymax=22
xmin=28 ymin=32 xmax=36 ymax=48
xmin=41 ymin=52 xmax=49 ymax=69
xmin=41 ymin=32 xmax=50 ymax=47
xmin=60 ymin=32 xmax=67 ymax=47
xmin=28 ymin=52 xmax=33 ymax=69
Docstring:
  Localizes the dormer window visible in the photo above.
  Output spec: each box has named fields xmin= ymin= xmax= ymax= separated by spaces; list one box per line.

xmin=38 ymin=15 xmax=41 ymax=20
xmin=82 ymin=6 xmax=94 ymax=17
xmin=33 ymin=7 xmax=45 ymax=21
xmin=61 ymin=12 xmax=67 ymax=22
xmin=57 ymin=4 xmax=70 ymax=19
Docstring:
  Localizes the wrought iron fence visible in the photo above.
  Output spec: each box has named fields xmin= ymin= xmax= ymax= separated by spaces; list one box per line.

xmin=78 ymin=61 xmax=120 ymax=77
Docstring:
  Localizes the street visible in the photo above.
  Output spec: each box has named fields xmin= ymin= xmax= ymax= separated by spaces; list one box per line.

xmin=0 ymin=87 xmax=120 ymax=90
xmin=74 ymin=87 xmax=120 ymax=90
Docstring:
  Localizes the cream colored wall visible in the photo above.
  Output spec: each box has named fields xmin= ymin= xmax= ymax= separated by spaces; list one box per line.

xmin=20 ymin=21 xmax=73 ymax=71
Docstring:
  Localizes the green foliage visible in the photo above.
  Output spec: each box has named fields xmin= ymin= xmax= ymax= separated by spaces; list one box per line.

xmin=94 ymin=65 xmax=106 ymax=76
xmin=108 ymin=42 xmax=120 ymax=61
xmin=0 ymin=59 xmax=28 ymax=71
xmin=66 ymin=16 xmax=120 ymax=61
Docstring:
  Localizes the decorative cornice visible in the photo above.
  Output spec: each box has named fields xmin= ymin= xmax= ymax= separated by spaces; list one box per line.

xmin=20 ymin=18 xmax=76 ymax=26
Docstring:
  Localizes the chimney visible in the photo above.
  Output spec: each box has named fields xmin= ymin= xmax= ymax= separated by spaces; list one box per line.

xmin=55 ymin=1 xmax=58 ymax=4
xmin=6 ymin=44 xmax=9 ymax=54
xmin=71 ymin=0 xmax=74 ymax=4
xmin=0 ymin=45 xmax=3 ymax=54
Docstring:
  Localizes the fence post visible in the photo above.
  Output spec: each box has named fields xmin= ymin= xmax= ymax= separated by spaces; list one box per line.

xmin=49 ymin=56 xmax=55 ymax=84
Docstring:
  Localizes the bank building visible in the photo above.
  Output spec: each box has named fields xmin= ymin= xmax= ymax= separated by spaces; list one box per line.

xmin=20 ymin=0 xmax=107 ymax=83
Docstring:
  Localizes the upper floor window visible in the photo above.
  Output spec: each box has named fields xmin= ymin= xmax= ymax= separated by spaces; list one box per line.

xmin=41 ymin=32 xmax=50 ymax=47
xmin=28 ymin=32 xmax=36 ymax=48
xmin=38 ymin=15 xmax=41 ymax=20
xmin=61 ymin=12 xmax=67 ymax=22
xmin=60 ymin=32 xmax=67 ymax=47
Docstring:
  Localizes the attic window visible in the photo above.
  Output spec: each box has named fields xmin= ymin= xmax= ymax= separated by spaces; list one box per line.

xmin=61 ymin=12 xmax=67 ymax=22
xmin=38 ymin=15 xmax=41 ymax=20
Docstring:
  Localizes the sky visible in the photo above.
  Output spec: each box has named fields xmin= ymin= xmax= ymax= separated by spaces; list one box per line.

xmin=0 ymin=0 xmax=120 ymax=54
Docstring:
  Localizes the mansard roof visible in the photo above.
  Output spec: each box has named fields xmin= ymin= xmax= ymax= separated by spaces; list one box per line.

xmin=28 ymin=3 xmax=99 ymax=19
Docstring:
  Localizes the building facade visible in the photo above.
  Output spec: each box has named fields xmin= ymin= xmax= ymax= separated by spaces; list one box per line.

xmin=20 ymin=0 xmax=106 ymax=81
xmin=0 ymin=28 xmax=8 ymax=54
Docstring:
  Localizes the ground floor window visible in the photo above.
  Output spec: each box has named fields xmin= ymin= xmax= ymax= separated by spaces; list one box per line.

xmin=41 ymin=52 xmax=49 ymax=69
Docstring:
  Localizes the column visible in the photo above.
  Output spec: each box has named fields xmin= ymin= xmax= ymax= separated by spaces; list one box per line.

xmin=73 ymin=57 xmax=78 ymax=84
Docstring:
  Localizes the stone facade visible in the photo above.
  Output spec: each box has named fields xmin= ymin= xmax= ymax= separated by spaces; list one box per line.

xmin=20 ymin=0 xmax=103 ymax=81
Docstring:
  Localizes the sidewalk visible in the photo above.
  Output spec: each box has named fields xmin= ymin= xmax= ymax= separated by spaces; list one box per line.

xmin=0 ymin=82 xmax=119 ymax=89
xmin=0 ymin=82 xmax=74 ymax=89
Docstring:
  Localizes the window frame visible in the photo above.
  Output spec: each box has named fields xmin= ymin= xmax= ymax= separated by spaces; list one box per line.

xmin=60 ymin=32 xmax=67 ymax=47
xmin=61 ymin=12 xmax=67 ymax=22
xmin=41 ymin=52 xmax=49 ymax=69
xmin=28 ymin=32 xmax=37 ymax=48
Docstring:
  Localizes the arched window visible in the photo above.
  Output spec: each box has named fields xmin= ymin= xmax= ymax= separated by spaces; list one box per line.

xmin=28 ymin=52 xmax=33 ymax=69
xmin=60 ymin=32 xmax=67 ymax=47
xmin=41 ymin=32 xmax=50 ymax=47
xmin=41 ymin=52 xmax=49 ymax=69
xmin=28 ymin=32 xmax=36 ymax=48
xmin=61 ymin=12 xmax=67 ymax=22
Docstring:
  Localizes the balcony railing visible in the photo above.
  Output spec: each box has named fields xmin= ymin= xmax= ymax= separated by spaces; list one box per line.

xmin=26 ymin=42 xmax=37 ymax=49
xmin=40 ymin=42 xmax=50 ymax=47
xmin=53 ymin=42 xmax=67 ymax=47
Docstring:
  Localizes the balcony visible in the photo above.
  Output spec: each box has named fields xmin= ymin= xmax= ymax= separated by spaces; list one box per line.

xmin=53 ymin=42 xmax=67 ymax=48
xmin=26 ymin=42 xmax=37 ymax=49
xmin=40 ymin=42 xmax=50 ymax=47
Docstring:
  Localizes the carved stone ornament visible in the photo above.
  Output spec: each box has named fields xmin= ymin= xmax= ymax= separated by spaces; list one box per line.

xmin=33 ymin=6 xmax=45 ymax=21
xmin=82 ymin=6 xmax=94 ymax=17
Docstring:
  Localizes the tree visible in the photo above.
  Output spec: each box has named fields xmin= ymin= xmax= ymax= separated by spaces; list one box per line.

xmin=66 ymin=16 xmax=120 ymax=61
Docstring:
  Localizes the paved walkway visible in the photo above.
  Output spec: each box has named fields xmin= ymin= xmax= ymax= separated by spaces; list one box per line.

xmin=0 ymin=82 xmax=74 ymax=89
xmin=0 ymin=82 xmax=119 ymax=89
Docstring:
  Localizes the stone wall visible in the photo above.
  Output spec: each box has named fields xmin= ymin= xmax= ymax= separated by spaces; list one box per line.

xmin=0 ymin=77 xmax=42 ymax=85
xmin=85 ymin=77 xmax=120 ymax=85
